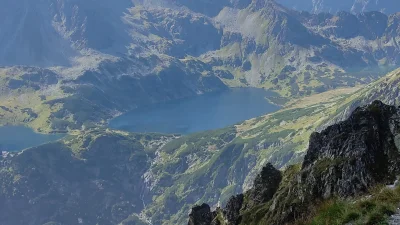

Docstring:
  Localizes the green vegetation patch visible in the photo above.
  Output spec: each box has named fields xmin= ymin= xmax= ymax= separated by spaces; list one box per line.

xmin=305 ymin=186 xmax=400 ymax=225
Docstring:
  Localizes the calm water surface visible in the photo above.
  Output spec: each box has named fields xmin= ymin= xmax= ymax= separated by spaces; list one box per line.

xmin=0 ymin=126 xmax=65 ymax=152
xmin=109 ymin=88 xmax=280 ymax=134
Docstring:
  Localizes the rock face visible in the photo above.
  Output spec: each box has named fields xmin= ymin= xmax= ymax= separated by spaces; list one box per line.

xmin=268 ymin=101 xmax=400 ymax=224
xmin=245 ymin=163 xmax=282 ymax=208
xmin=302 ymin=101 xmax=400 ymax=198
xmin=278 ymin=102 xmax=400 ymax=224
xmin=188 ymin=163 xmax=282 ymax=225
xmin=189 ymin=101 xmax=400 ymax=225
xmin=224 ymin=194 xmax=244 ymax=225
xmin=188 ymin=204 xmax=217 ymax=225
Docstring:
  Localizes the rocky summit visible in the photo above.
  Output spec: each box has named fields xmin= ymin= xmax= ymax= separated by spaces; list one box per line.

xmin=188 ymin=163 xmax=282 ymax=225
xmin=189 ymin=100 xmax=400 ymax=225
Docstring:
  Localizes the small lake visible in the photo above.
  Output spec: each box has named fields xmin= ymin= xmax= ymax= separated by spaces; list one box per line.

xmin=0 ymin=126 xmax=65 ymax=152
xmin=109 ymin=88 xmax=280 ymax=134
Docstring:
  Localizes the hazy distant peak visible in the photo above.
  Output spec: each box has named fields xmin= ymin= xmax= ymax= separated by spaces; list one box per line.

xmin=277 ymin=0 xmax=400 ymax=15
xmin=0 ymin=0 xmax=134 ymax=66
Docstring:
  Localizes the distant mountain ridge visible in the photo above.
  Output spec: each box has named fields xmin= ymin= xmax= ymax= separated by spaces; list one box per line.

xmin=277 ymin=0 xmax=400 ymax=14
xmin=0 ymin=0 xmax=134 ymax=67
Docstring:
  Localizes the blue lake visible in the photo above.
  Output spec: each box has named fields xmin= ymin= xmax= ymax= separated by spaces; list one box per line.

xmin=0 ymin=126 xmax=65 ymax=152
xmin=109 ymin=88 xmax=280 ymax=134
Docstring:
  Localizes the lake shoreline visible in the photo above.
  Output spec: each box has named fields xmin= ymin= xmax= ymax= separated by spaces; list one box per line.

xmin=0 ymin=125 xmax=66 ymax=152
xmin=108 ymin=88 xmax=281 ymax=135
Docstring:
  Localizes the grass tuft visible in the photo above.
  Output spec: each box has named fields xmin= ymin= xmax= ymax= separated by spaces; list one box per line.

xmin=306 ymin=186 xmax=400 ymax=225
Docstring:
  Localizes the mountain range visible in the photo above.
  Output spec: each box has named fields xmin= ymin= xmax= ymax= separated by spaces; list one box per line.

xmin=2 ymin=0 xmax=400 ymax=134
xmin=277 ymin=0 xmax=400 ymax=14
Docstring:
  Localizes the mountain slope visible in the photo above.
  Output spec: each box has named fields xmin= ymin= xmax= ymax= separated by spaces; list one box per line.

xmin=321 ymin=67 xmax=400 ymax=130
xmin=209 ymin=1 xmax=400 ymax=96
xmin=189 ymin=100 xmax=400 ymax=225
xmin=145 ymin=67 xmax=400 ymax=224
xmin=0 ymin=85 xmax=361 ymax=225
xmin=0 ymin=129 xmax=176 ymax=225
xmin=1 ymin=67 xmax=400 ymax=225
xmin=0 ymin=56 xmax=227 ymax=133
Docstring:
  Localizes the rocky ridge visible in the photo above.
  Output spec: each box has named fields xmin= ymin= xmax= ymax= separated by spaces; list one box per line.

xmin=189 ymin=100 xmax=400 ymax=224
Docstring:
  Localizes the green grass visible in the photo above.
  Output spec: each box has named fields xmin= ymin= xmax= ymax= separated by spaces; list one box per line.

xmin=240 ymin=201 xmax=273 ymax=225
xmin=305 ymin=186 xmax=400 ymax=225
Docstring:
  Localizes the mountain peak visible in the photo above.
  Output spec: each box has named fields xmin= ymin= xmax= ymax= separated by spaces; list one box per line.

xmin=249 ymin=0 xmax=287 ymax=12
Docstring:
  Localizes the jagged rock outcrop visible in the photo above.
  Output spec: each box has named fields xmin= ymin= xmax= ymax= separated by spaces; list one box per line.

xmin=267 ymin=100 xmax=400 ymax=224
xmin=188 ymin=163 xmax=282 ymax=225
xmin=189 ymin=101 xmax=400 ymax=225
xmin=244 ymin=163 xmax=282 ymax=209
xmin=188 ymin=204 xmax=219 ymax=225
xmin=302 ymin=100 xmax=400 ymax=197
xmin=224 ymin=194 xmax=244 ymax=225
